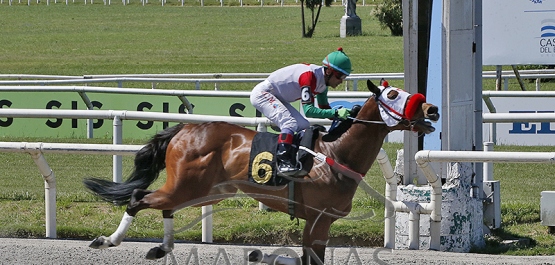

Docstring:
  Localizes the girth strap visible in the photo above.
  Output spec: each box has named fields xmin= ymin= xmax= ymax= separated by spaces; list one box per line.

xmin=288 ymin=181 xmax=295 ymax=220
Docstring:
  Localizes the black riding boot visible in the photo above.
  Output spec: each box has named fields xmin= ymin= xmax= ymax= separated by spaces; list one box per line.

xmin=276 ymin=143 xmax=299 ymax=177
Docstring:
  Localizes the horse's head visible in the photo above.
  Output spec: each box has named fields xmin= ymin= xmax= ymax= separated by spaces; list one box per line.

xmin=366 ymin=79 xmax=439 ymax=134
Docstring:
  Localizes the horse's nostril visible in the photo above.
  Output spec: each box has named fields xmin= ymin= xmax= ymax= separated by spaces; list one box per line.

xmin=426 ymin=106 xmax=439 ymax=121
xmin=428 ymin=113 xmax=440 ymax=121
xmin=427 ymin=106 xmax=438 ymax=115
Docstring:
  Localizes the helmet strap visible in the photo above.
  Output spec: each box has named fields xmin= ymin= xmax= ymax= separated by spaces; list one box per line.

xmin=323 ymin=67 xmax=333 ymax=85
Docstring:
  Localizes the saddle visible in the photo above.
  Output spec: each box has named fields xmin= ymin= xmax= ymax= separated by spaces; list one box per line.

xmin=247 ymin=126 xmax=322 ymax=186
xmin=247 ymin=105 xmax=361 ymax=186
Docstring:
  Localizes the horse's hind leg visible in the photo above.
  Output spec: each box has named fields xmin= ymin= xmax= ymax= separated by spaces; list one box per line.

xmin=89 ymin=189 xmax=153 ymax=250
xmin=88 ymin=211 xmax=135 ymax=249
xmin=145 ymin=210 xmax=174 ymax=260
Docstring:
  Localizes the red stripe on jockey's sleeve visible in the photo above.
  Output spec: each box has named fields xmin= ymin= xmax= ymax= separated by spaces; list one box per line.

xmin=298 ymin=71 xmax=318 ymax=98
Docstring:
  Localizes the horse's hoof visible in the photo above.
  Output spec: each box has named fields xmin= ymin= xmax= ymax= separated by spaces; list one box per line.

xmin=145 ymin=246 xmax=168 ymax=260
xmin=248 ymin=250 xmax=263 ymax=262
xmin=88 ymin=236 xmax=115 ymax=249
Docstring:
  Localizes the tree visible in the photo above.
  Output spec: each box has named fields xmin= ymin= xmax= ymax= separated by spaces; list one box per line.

xmin=300 ymin=0 xmax=334 ymax=38
xmin=374 ymin=0 xmax=403 ymax=36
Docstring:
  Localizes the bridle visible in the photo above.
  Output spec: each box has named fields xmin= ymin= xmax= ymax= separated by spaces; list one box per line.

xmin=346 ymin=95 xmax=425 ymax=131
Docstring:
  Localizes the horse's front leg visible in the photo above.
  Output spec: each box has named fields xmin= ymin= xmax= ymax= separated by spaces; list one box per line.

xmin=301 ymin=215 xmax=333 ymax=265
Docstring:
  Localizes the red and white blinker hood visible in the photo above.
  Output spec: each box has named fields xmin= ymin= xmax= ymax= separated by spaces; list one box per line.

xmin=377 ymin=86 xmax=426 ymax=127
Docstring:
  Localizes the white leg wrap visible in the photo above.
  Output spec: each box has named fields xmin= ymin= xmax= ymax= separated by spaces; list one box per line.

xmin=109 ymin=212 xmax=134 ymax=246
xmin=161 ymin=218 xmax=174 ymax=252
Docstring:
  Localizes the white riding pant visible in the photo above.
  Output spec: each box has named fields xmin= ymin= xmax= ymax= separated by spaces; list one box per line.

xmin=250 ymin=80 xmax=310 ymax=133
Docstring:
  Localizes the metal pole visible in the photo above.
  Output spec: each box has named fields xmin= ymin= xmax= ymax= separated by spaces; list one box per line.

xmin=30 ymin=151 xmax=57 ymax=239
xmin=113 ymin=116 xmax=123 ymax=183
xmin=474 ymin=0 xmax=484 ymax=199
xmin=495 ymin=65 xmax=502 ymax=91
xmin=483 ymin=142 xmax=494 ymax=181
xmin=201 ymin=205 xmax=213 ymax=243
xmin=78 ymin=92 xmax=94 ymax=138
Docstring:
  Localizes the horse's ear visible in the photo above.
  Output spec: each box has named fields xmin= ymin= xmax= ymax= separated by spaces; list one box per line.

xmin=367 ymin=79 xmax=381 ymax=97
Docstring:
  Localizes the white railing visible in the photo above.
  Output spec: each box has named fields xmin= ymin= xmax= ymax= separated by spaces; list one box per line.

xmin=0 ymin=142 xmax=143 ymax=238
xmin=378 ymin=145 xmax=555 ymax=250
xmin=482 ymin=91 xmax=555 ymax=144
xmin=1 ymin=69 xmax=553 ymax=90
xmin=3 ymin=107 xmax=555 ymax=247
xmin=0 ymin=74 xmax=403 ymax=91
xmin=0 ymin=109 xmax=334 ymax=240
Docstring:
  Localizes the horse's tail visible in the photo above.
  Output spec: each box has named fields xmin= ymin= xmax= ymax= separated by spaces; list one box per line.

xmin=84 ymin=123 xmax=185 ymax=206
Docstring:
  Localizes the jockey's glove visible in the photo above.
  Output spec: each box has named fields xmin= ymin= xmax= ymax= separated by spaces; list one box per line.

xmin=335 ymin=108 xmax=351 ymax=120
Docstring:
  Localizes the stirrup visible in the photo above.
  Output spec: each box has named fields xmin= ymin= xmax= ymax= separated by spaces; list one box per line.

xmin=277 ymin=162 xmax=301 ymax=177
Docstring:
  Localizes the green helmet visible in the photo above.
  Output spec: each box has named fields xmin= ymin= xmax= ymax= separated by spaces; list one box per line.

xmin=322 ymin=47 xmax=352 ymax=76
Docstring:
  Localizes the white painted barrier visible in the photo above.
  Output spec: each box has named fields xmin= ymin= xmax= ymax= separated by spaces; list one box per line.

xmin=0 ymin=109 xmax=333 ymax=241
xmin=376 ymin=149 xmax=441 ymax=250
xmin=0 ymin=75 xmax=396 ymax=91
xmin=2 ymin=99 xmax=554 ymax=246
xmin=378 ymin=147 xmax=555 ymax=250
xmin=1 ymin=69 xmax=553 ymax=90
xmin=0 ymin=142 xmax=143 ymax=238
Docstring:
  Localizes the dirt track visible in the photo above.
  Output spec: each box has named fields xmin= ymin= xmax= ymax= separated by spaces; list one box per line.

xmin=1 ymin=238 xmax=554 ymax=265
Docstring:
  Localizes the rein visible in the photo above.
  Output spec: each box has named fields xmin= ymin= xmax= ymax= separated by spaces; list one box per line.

xmin=347 ymin=117 xmax=386 ymax=125
xmin=348 ymin=115 xmax=422 ymax=132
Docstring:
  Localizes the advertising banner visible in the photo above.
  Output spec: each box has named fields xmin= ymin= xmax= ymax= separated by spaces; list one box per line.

xmin=0 ymin=92 xmax=367 ymax=139
xmin=482 ymin=97 xmax=555 ymax=145
xmin=0 ymin=92 xmax=258 ymax=139
xmin=483 ymin=0 xmax=555 ymax=65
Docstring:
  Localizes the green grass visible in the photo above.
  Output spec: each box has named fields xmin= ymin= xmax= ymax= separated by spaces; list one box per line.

xmin=0 ymin=4 xmax=398 ymax=75
xmin=477 ymin=145 xmax=555 ymax=255
xmin=0 ymin=4 xmax=554 ymax=255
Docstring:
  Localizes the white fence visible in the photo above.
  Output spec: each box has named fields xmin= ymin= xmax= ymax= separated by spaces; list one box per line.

xmin=0 ymin=109 xmax=335 ymax=239
xmin=0 ymin=73 xmax=404 ymax=91
xmin=0 ymin=142 xmax=142 ymax=238
xmin=2 ymin=106 xmax=555 ymax=241
xmin=1 ymin=71 xmax=554 ymax=245
xmin=1 ymin=69 xmax=553 ymax=90
xmin=2 ymin=0 xmax=359 ymax=7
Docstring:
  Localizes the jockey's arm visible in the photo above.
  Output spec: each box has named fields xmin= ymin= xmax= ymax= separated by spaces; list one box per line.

xmin=301 ymin=87 xmax=336 ymax=119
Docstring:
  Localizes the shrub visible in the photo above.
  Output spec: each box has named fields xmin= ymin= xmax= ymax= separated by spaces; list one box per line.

xmin=374 ymin=0 xmax=403 ymax=36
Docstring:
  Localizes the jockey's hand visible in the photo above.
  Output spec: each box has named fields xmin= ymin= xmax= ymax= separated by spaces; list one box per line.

xmin=334 ymin=108 xmax=351 ymax=120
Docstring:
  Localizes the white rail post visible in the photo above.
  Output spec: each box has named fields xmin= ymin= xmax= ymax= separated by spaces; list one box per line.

xmin=201 ymin=205 xmax=213 ymax=243
xmin=377 ymin=149 xmax=396 ymax=249
xmin=483 ymin=142 xmax=494 ymax=181
xmin=30 ymin=150 xmax=57 ymax=239
xmin=408 ymin=210 xmax=420 ymax=250
xmin=77 ymin=92 xmax=95 ymax=139
xmin=113 ymin=116 xmax=123 ymax=183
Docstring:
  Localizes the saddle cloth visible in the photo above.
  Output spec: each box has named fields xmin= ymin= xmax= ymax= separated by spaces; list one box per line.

xmin=247 ymin=127 xmax=319 ymax=186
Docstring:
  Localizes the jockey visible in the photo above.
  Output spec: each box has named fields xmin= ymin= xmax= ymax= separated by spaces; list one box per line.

xmin=250 ymin=47 xmax=352 ymax=176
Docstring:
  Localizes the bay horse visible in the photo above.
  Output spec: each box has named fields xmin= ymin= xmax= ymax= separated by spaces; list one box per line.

xmin=84 ymin=79 xmax=439 ymax=264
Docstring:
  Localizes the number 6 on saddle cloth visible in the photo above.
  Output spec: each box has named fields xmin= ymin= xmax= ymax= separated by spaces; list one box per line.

xmin=247 ymin=126 xmax=322 ymax=186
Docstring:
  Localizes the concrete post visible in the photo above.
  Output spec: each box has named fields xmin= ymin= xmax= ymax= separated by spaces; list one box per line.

xmin=340 ymin=0 xmax=361 ymax=38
